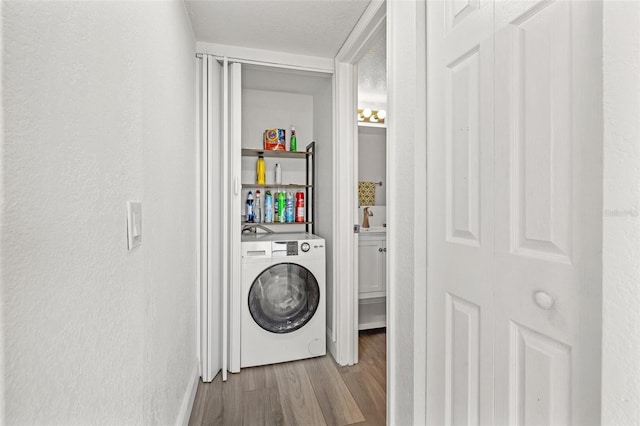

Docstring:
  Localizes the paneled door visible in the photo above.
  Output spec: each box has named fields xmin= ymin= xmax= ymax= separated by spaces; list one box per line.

xmin=493 ymin=2 xmax=602 ymax=424
xmin=427 ymin=1 xmax=602 ymax=425
xmin=426 ymin=1 xmax=495 ymax=424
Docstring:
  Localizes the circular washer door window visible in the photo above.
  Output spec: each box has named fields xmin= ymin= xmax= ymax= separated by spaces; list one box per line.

xmin=248 ymin=263 xmax=320 ymax=334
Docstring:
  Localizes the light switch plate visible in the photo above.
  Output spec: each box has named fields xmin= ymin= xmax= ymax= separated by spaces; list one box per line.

xmin=127 ymin=201 xmax=142 ymax=250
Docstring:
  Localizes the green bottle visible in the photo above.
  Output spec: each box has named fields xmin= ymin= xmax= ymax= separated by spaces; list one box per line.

xmin=290 ymin=125 xmax=297 ymax=152
xmin=278 ymin=192 xmax=286 ymax=223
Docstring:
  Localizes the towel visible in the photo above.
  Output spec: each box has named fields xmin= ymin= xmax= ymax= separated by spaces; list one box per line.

xmin=358 ymin=181 xmax=376 ymax=206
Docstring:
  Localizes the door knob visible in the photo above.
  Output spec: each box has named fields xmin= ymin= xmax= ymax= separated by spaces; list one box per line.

xmin=533 ymin=291 xmax=555 ymax=310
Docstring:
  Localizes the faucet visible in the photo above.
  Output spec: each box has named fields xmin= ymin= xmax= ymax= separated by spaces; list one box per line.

xmin=362 ymin=207 xmax=373 ymax=228
xmin=242 ymin=224 xmax=275 ymax=234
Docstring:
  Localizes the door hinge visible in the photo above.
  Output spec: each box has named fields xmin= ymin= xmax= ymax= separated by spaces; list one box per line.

xmin=354 ymin=224 xmax=360 ymax=234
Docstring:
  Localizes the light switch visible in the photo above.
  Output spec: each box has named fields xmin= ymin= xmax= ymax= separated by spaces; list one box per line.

xmin=127 ymin=201 xmax=142 ymax=249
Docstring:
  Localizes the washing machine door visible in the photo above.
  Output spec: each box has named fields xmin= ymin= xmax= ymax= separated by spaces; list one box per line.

xmin=248 ymin=262 xmax=320 ymax=334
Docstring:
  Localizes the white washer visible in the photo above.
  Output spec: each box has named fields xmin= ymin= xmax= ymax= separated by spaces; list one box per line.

xmin=240 ymin=232 xmax=326 ymax=368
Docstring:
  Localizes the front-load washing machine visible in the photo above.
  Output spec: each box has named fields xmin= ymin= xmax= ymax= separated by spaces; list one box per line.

xmin=240 ymin=232 xmax=326 ymax=368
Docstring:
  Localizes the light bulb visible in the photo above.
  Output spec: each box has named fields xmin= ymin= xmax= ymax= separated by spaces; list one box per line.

xmin=377 ymin=109 xmax=386 ymax=120
xmin=362 ymin=108 xmax=372 ymax=118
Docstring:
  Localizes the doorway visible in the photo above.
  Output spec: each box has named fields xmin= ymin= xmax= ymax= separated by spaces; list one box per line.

xmin=355 ymin=26 xmax=388 ymax=347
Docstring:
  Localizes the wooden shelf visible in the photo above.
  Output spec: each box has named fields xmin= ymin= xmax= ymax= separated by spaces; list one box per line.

xmin=242 ymin=183 xmax=312 ymax=189
xmin=241 ymin=148 xmax=312 ymax=158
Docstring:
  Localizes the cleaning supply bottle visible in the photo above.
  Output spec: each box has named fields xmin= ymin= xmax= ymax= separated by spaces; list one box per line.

xmin=285 ymin=192 xmax=294 ymax=223
xmin=273 ymin=191 xmax=279 ymax=222
xmin=274 ymin=163 xmax=282 ymax=185
xmin=295 ymin=191 xmax=305 ymax=222
xmin=246 ymin=191 xmax=254 ymax=223
xmin=264 ymin=189 xmax=273 ymax=223
xmin=255 ymin=190 xmax=262 ymax=223
xmin=256 ymin=156 xmax=265 ymax=185
xmin=278 ymin=192 xmax=286 ymax=223
xmin=290 ymin=125 xmax=297 ymax=152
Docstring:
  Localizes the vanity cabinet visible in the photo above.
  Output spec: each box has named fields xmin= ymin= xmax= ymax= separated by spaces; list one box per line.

xmin=358 ymin=237 xmax=386 ymax=298
xmin=358 ymin=233 xmax=386 ymax=330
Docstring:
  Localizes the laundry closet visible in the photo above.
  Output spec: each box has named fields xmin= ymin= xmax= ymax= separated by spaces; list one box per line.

xmin=197 ymin=56 xmax=335 ymax=378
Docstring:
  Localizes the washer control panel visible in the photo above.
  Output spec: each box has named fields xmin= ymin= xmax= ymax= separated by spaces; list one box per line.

xmin=271 ymin=238 xmax=324 ymax=257
xmin=286 ymin=241 xmax=298 ymax=256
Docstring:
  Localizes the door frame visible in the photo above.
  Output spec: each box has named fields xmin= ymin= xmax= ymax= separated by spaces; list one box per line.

xmin=333 ymin=0 xmax=385 ymax=366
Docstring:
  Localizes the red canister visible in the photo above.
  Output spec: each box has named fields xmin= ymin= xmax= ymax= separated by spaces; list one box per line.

xmin=295 ymin=192 xmax=305 ymax=222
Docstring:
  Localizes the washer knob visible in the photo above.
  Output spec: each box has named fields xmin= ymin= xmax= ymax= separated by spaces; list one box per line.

xmin=301 ymin=242 xmax=311 ymax=252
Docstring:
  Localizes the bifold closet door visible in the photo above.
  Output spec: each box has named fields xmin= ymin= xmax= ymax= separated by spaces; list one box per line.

xmin=426 ymin=1 xmax=496 ymax=424
xmin=198 ymin=55 xmax=224 ymax=382
xmin=228 ymin=61 xmax=242 ymax=374
xmin=427 ymin=1 xmax=603 ymax=424
xmin=493 ymin=2 xmax=602 ymax=424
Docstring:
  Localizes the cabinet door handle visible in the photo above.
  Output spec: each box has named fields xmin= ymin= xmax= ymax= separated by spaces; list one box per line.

xmin=378 ymin=248 xmax=383 ymax=252
xmin=383 ymin=248 xmax=387 ymax=252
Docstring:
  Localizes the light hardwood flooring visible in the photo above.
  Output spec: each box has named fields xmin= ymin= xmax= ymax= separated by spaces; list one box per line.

xmin=189 ymin=329 xmax=386 ymax=426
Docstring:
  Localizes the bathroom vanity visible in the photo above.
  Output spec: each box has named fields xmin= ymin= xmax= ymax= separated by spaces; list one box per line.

xmin=358 ymin=230 xmax=386 ymax=330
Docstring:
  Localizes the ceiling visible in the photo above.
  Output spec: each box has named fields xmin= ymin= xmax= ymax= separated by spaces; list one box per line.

xmin=184 ymin=0 xmax=371 ymax=58
xmin=357 ymin=27 xmax=386 ymax=110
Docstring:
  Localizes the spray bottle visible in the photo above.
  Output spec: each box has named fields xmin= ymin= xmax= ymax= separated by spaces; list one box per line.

xmin=246 ymin=191 xmax=254 ymax=223
xmin=264 ymin=189 xmax=273 ymax=223
xmin=255 ymin=190 xmax=262 ymax=223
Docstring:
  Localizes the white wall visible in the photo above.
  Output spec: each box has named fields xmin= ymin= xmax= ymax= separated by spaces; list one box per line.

xmin=358 ymin=126 xmax=386 ymax=206
xmin=1 ymin=1 xmax=197 ymax=424
xmin=602 ymin=2 xmax=640 ymax=424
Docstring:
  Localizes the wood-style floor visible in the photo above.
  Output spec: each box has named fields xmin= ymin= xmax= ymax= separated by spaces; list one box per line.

xmin=189 ymin=329 xmax=386 ymax=425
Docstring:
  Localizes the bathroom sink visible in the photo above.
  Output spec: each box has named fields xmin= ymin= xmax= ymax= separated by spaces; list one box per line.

xmin=360 ymin=226 xmax=386 ymax=233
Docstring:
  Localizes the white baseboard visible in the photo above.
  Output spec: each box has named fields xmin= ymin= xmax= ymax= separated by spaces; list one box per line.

xmin=176 ymin=362 xmax=200 ymax=426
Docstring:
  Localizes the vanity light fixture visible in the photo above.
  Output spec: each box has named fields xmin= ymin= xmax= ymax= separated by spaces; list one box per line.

xmin=357 ymin=108 xmax=386 ymax=124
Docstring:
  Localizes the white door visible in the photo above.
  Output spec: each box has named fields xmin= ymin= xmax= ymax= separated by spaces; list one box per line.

xmin=426 ymin=1 xmax=495 ymax=424
xmin=198 ymin=55 xmax=224 ymax=382
xmin=427 ymin=1 xmax=602 ymax=424
xmin=228 ymin=62 xmax=242 ymax=374
xmin=493 ymin=2 xmax=602 ymax=424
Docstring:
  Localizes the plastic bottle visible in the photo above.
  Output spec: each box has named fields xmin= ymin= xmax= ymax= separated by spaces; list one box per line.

xmin=256 ymin=156 xmax=265 ymax=185
xmin=295 ymin=191 xmax=305 ymax=222
xmin=246 ymin=191 xmax=254 ymax=223
xmin=255 ymin=190 xmax=262 ymax=223
xmin=290 ymin=125 xmax=297 ymax=152
xmin=264 ymin=189 xmax=273 ymax=223
xmin=278 ymin=192 xmax=286 ymax=223
xmin=285 ymin=192 xmax=294 ymax=223
xmin=273 ymin=192 xmax=279 ymax=222
xmin=274 ymin=163 xmax=282 ymax=185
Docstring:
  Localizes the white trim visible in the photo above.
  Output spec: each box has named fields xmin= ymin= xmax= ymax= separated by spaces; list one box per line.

xmin=333 ymin=0 xmax=387 ymax=371
xmin=333 ymin=0 xmax=386 ymax=369
xmin=335 ymin=0 xmax=386 ymax=63
xmin=196 ymin=41 xmax=334 ymax=74
xmin=386 ymin=0 xmax=427 ymax=424
xmin=175 ymin=362 xmax=200 ymax=426
xmin=413 ymin=0 xmax=428 ymax=423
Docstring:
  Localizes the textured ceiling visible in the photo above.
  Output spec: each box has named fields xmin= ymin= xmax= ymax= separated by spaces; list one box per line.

xmin=185 ymin=0 xmax=371 ymax=57
xmin=358 ymin=27 xmax=386 ymax=110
